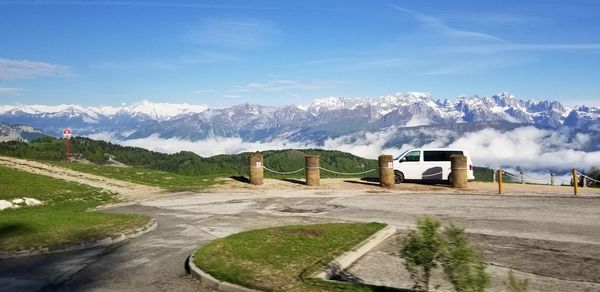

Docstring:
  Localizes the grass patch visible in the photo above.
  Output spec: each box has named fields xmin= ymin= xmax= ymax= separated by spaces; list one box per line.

xmin=51 ymin=162 xmax=217 ymax=191
xmin=194 ymin=222 xmax=386 ymax=292
xmin=0 ymin=165 xmax=149 ymax=251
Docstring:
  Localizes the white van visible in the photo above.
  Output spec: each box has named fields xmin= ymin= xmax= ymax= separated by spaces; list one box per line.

xmin=393 ymin=148 xmax=475 ymax=184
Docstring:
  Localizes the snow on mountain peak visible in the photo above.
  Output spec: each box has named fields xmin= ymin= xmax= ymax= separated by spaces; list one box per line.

xmin=122 ymin=100 xmax=208 ymax=120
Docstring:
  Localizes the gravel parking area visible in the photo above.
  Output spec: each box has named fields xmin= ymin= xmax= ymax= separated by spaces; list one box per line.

xmin=1 ymin=174 xmax=599 ymax=291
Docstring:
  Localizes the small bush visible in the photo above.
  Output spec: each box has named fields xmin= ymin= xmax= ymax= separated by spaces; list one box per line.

xmin=442 ymin=225 xmax=490 ymax=292
xmin=400 ymin=216 xmax=445 ymax=291
xmin=400 ymin=216 xmax=490 ymax=292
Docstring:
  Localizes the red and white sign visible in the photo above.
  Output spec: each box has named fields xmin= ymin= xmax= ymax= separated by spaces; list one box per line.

xmin=63 ymin=128 xmax=72 ymax=139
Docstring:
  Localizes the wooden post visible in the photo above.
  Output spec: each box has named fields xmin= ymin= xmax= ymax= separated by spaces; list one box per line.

xmin=550 ymin=172 xmax=554 ymax=185
xmin=305 ymin=155 xmax=320 ymax=186
xmin=450 ymin=154 xmax=468 ymax=188
xmin=378 ymin=155 xmax=394 ymax=188
xmin=248 ymin=153 xmax=263 ymax=185
xmin=520 ymin=171 xmax=524 ymax=184
xmin=582 ymin=176 xmax=587 ymax=188
xmin=572 ymin=169 xmax=578 ymax=196
xmin=497 ymin=169 xmax=503 ymax=194
xmin=492 ymin=169 xmax=496 ymax=183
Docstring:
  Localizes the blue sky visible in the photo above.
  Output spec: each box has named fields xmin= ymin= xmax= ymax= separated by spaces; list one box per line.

xmin=0 ymin=0 xmax=599 ymax=107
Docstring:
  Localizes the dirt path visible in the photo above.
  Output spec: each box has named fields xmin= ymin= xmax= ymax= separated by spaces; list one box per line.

xmin=0 ymin=156 xmax=167 ymax=202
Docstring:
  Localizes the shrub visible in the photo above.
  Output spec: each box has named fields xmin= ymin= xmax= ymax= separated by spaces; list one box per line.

xmin=400 ymin=216 xmax=445 ymax=291
xmin=400 ymin=216 xmax=490 ymax=292
xmin=442 ymin=225 xmax=490 ymax=292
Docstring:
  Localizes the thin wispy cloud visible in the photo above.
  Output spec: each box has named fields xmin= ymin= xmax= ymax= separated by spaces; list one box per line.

xmin=231 ymin=80 xmax=344 ymax=93
xmin=186 ymin=18 xmax=282 ymax=50
xmin=390 ymin=5 xmax=504 ymax=43
xmin=391 ymin=6 xmax=600 ymax=53
xmin=0 ymin=58 xmax=73 ymax=79
xmin=0 ymin=87 xmax=25 ymax=95
xmin=193 ymin=89 xmax=214 ymax=94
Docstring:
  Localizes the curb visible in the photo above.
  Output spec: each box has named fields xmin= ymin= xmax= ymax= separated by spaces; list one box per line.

xmin=188 ymin=248 xmax=259 ymax=292
xmin=187 ymin=224 xmax=395 ymax=292
xmin=314 ymin=224 xmax=396 ymax=280
xmin=0 ymin=218 xmax=158 ymax=259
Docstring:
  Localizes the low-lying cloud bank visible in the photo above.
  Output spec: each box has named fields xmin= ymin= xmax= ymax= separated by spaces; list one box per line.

xmin=88 ymin=126 xmax=600 ymax=172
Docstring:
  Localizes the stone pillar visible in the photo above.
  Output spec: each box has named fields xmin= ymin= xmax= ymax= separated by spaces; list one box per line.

xmin=378 ymin=155 xmax=394 ymax=188
xmin=305 ymin=155 xmax=320 ymax=186
xmin=248 ymin=153 xmax=263 ymax=185
xmin=450 ymin=154 xmax=468 ymax=188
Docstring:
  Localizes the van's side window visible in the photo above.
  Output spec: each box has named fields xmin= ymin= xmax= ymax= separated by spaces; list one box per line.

xmin=404 ymin=151 xmax=420 ymax=162
xmin=424 ymin=151 xmax=462 ymax=161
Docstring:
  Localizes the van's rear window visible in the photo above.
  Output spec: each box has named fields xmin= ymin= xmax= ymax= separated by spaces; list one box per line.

xmin=423 ymin=151 xmax=463 ymax=161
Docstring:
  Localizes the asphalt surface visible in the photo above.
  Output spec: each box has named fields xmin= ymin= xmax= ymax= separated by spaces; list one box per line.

xmin=2 ymin=188 xmax=600 ymax=292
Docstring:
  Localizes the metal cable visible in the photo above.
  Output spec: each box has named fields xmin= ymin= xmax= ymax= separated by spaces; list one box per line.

xmin=262 ymin=166 xmax=305 ymax=175
xmin=318 ymin=167 xmax=376 ymax=176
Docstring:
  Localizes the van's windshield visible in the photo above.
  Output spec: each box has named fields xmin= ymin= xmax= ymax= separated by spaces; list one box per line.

xmin=395 ymin=150 xmax=410 ymax=160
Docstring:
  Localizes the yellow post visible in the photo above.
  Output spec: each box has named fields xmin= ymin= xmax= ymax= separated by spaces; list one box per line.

xmin=572 ymin=169 xmax=578 ymax=196
xmin=497 ymin=169 xmax=503 ymax=194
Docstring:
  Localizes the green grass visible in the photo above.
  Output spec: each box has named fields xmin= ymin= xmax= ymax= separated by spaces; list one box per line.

xmin=0 ymin=165 xmax=149 ymax=251
xmin=51 ymin=162 xmax=218 ymax=191
xmin=194 ymin=222 xmax=386 ymax=292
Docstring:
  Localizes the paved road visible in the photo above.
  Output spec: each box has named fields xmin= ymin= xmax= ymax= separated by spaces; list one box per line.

xmin=2 ymin=188 xmax=600 ymax=291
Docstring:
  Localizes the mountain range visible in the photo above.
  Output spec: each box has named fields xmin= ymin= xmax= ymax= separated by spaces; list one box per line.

xmin=0 ymin=92 xmax=598 ymax=144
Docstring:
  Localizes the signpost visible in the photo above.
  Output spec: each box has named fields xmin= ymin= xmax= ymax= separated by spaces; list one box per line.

xmin=63 ymin=129 xmax=72 ymax=162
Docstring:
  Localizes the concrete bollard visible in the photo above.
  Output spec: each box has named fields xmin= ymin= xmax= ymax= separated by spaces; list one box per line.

xmin=378 ymin=155 xmax=394 ymax=188
xmin=305 ymin=155 xmax=320 ymax=186
xmin=450 ymin=154 xmax=468 ymax=188
xmin=248 ymin=153 xmax=263 ymax=185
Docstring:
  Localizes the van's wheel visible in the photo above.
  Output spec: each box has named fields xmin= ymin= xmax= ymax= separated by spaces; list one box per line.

xmin=448 ymin=173 xmax=453 ymax=185
xmin=394 ymin=171 xmax=405 ymax=184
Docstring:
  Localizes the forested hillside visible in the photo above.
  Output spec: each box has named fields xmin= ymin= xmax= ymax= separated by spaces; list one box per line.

xmin=0 ymin=137 xmax=379 ymax=177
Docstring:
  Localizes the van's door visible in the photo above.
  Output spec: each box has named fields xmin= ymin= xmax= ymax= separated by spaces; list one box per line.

xmin=421 ymin=150 xmax=462 ymax=180
xmin=397 ymin=150 xmax=422 ymax=179
xmin=422 ymin=151 xmax=449 ymax=180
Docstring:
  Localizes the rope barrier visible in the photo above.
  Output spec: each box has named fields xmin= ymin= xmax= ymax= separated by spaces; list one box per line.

xmin=522 ymin=173 xmax=549 ymax=181
xmin=318 ymin=167 xmax=376 ymax=176
xmin=502 ymin=172 xmax=521 ymax=179
xmin=262 ymin=166 xmax=304 ymax=175
xmin=579 ymin=173 xmax=600 ymax=184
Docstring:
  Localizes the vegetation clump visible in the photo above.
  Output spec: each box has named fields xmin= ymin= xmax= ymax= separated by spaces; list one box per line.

xmin=400 ymin=216 xmax=490 ymax=292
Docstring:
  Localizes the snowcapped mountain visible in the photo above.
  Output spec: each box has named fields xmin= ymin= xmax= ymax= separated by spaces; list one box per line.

xmin=0 ymin=92 xmax=598 ymax=144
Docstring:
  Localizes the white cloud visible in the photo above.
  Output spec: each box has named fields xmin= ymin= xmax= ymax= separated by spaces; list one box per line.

xmin=87 ymin=126 xmax=600 ymax=172
xmin=186 ymin=18 xmax=282 ymax=49
xmin=390 ymin=5 xmax=504 ymax=43
xmin=0 ymin=58 xmax=73 ymax=79
xmin=447 ymin=127 xmax=600 ymax=170
xmin=0 ymin=87 xmax=25 ymax=95
xmin=231 ymin=80 xmax=344 ymax=93
xmin=89 ymin=133 xmax=315 ymax=157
